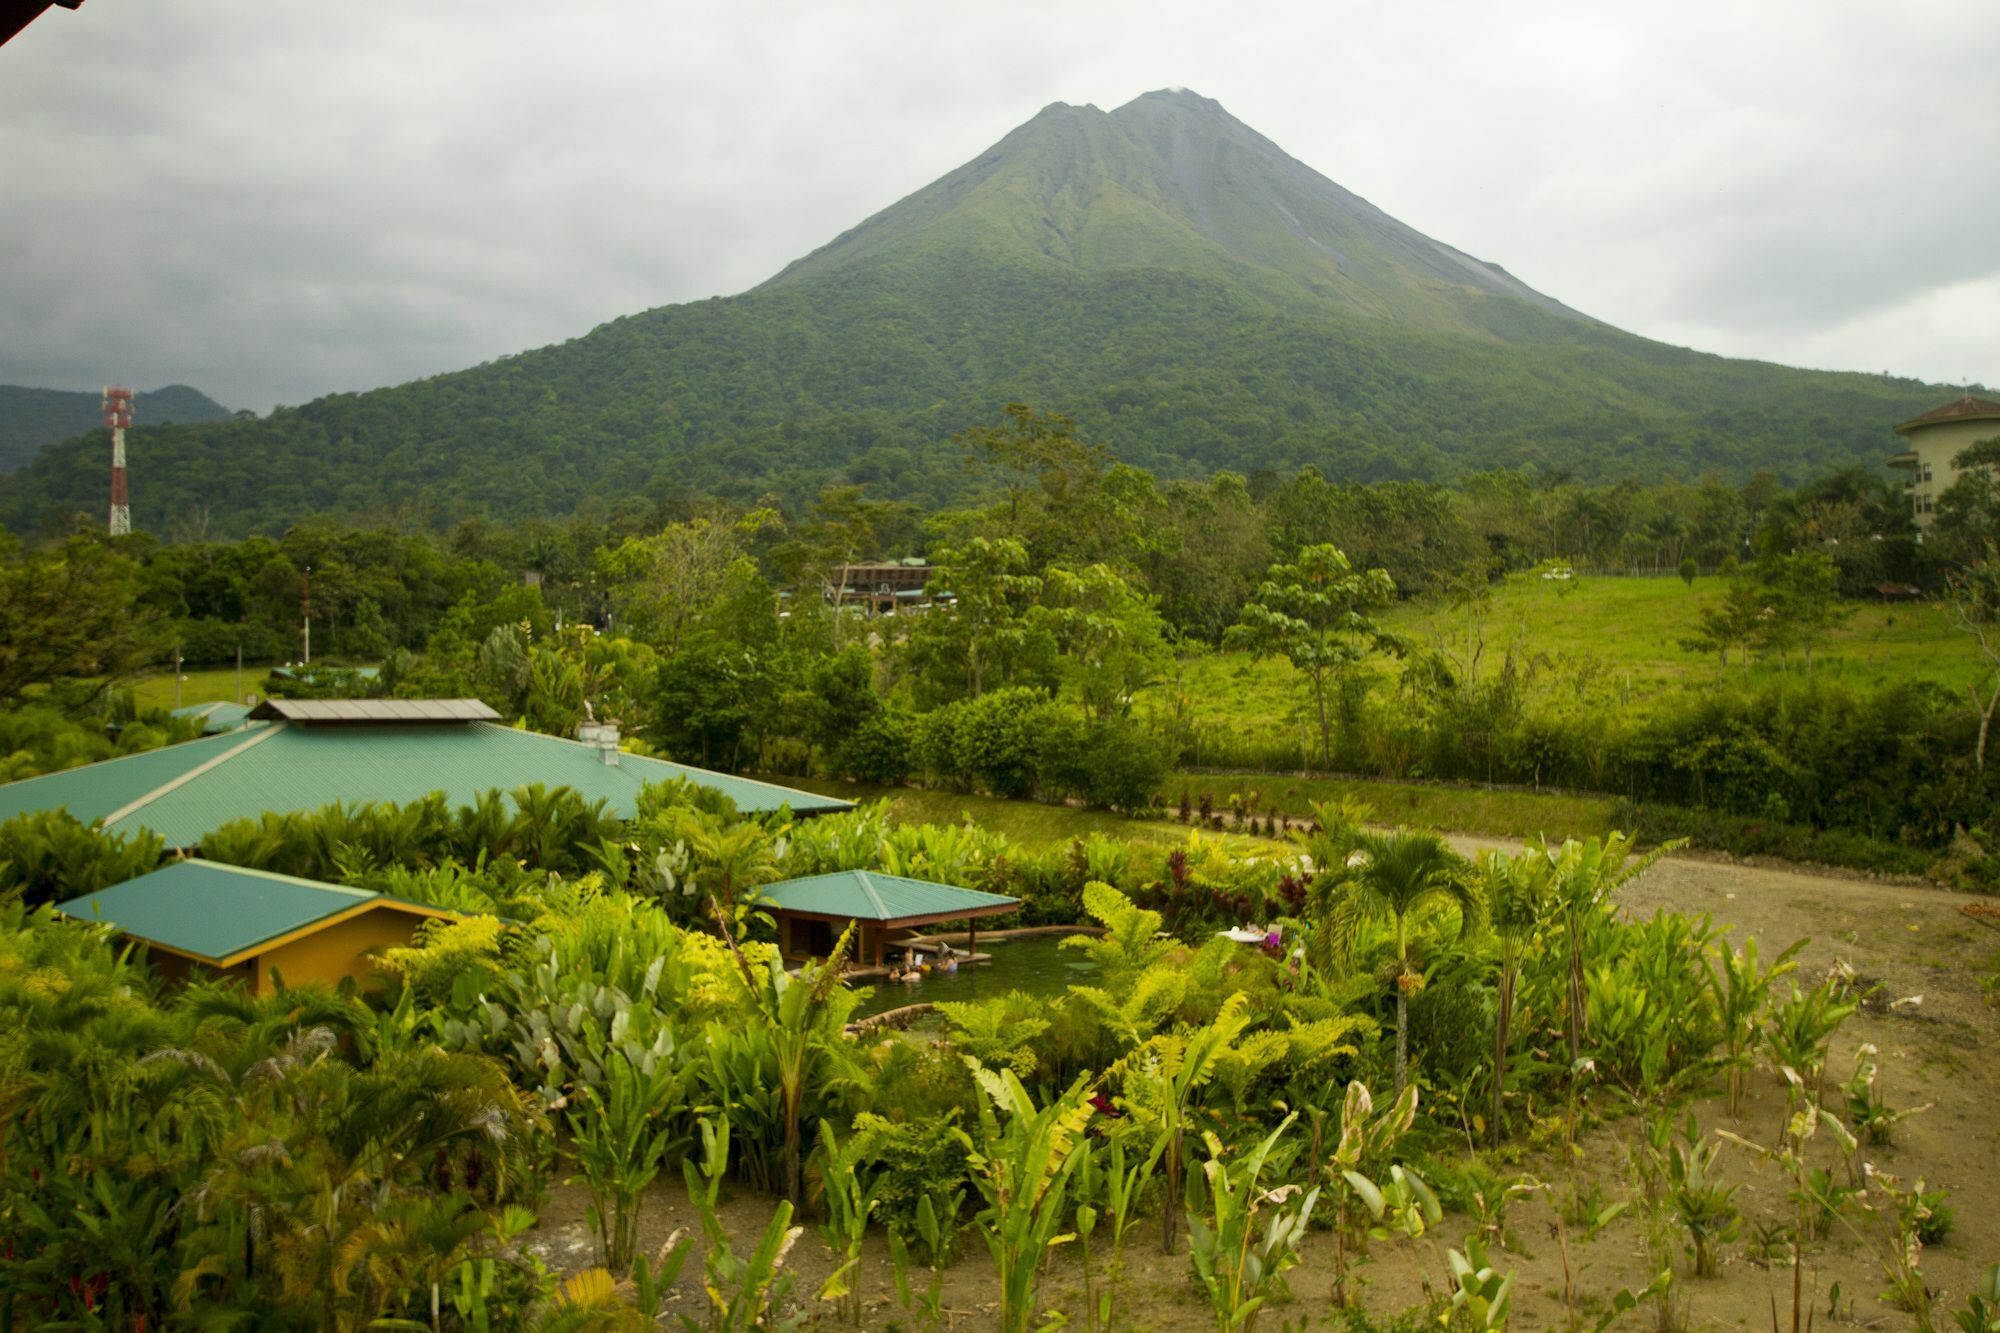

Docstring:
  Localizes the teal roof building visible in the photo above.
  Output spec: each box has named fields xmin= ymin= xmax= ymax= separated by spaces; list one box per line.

xmin=0 ymin=699 xmax=849 ymax=846
xmin=756 ymin=869 xmax=1019 ymax=967
xmin=55 ymin=858 xmax=459 ymax=994
xmin=171 ymin=700 xmax=255 ymax=734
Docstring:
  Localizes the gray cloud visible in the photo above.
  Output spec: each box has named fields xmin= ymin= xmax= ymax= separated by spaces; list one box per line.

xmin=1 ymin=0 xmax=1994 ymax=414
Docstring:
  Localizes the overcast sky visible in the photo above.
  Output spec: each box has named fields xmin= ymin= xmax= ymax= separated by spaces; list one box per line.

xmin=2 ymin=0 xmax=1995 ymax=414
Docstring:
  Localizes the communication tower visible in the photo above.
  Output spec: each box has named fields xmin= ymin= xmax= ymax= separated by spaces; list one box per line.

xmin=102 ymin=385 xmax=133 ymax=535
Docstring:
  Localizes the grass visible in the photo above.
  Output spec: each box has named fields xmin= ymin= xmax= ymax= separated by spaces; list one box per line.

xmin=785 ymin=776 xmax=1209 ymax=850
xmin=787 ymin=771 xmax=1619 ymax=850
xmin=126 ymin=665 xmax=270 ymax=713
xmin=1141 ymin=572 xmax=1988 ymax=764
xmin=1170 ymin=772 xmax=1621 ymax=842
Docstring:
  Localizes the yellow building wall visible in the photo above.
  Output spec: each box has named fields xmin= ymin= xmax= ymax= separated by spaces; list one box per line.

xmin=1905 ymin=419 xmax=2000 ymax=526
xmin=251 ymin=908 xmax=427 ymax=996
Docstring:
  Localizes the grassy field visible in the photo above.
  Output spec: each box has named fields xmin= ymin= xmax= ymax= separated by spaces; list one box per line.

xmin=1170 ymin=771 xmax=1621 ymax=841
xmin=1143 ymin=572 xmax=1986 ymax=763
xmin=126 ymin=664 xmax=270 ymax=713
xmin=786 ymin=772 xmax=1620 ymax=849
xmin=785 ymin=776 xmax=1211 ymax=849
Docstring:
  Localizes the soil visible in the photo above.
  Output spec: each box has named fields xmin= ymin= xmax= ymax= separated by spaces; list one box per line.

xmin=523 ymin=850 xmax=2000 ymax=1329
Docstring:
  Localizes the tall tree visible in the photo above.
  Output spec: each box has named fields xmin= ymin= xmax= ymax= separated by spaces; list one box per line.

xmin=1224 ymin=544 xmax=1396 ymax=769
xmin=0 ymin=533 xmax=160 ymax=707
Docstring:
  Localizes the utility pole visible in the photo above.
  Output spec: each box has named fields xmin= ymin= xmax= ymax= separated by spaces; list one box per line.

xmin=302 ymin=565 xmax=312 ymax=666
xmin=235 ymin=643 xmax=243 ymax=704
xmin=174 ymin=646 xmax=183 ymax=709
xmin=103 ymin=386 xmax=133 ymax=535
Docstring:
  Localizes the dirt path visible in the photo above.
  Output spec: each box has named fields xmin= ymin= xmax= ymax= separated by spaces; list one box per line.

xmin=526 ymin=856 xmax=2000 ymax=1329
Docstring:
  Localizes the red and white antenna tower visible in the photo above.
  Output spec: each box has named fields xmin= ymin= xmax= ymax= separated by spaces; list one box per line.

xmin=102 ymin=385 xmax=133 ymax=535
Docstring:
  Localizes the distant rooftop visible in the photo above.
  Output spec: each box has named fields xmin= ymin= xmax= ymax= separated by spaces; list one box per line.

xmin=1895 ymin=394 xmax=2000 ymax=435
xmin=171 ymin=700 xmax=255 ymax=734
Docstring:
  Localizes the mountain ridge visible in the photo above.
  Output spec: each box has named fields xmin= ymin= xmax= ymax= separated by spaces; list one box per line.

xmin=0 ymin=89 xmax=1948 ymax=536
xmin=0 ymin=383 xmax=233 ymax=475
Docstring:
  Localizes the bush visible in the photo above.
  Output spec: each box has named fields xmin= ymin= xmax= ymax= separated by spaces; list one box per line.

xmin=834 ymin=707 xmax=913 ymax=785
xmin=1069 ymin=716 xmax=1173 ymax=812
xmin=0 ymin=809 xmax=166 ymax=907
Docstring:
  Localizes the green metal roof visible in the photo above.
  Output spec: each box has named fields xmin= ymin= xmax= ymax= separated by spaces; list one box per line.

xmin=755 ymin=870 xmax=1019 ymax=923
xmin=0 ymin=716 xmax=850 ymax=846
xmin=171 ymin=701 xmax=255 ymax=734
xmin=54 ymin=858 xmax=416 ymax=963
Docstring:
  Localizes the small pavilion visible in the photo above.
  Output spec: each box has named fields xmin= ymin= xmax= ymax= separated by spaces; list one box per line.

xmin=55 ymin=859 xmax=460 ymax=995
xmin=755 ymin=869 xmax=1019 ymax=968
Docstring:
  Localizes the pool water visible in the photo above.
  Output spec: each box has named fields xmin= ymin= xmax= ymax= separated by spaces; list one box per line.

xmin=847 ymin=933 xmax=1099 ymax=1020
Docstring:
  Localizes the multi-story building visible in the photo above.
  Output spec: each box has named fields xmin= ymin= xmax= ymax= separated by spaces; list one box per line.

xmin=1888 ymin=394 xmax=2000 ymax=530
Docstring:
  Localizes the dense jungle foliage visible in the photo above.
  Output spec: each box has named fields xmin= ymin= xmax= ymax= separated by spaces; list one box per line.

xmin=5 ymin=406 xmax=1996 ymax=879
xmin=5 ymin=787 xmax=1992 ymax=1328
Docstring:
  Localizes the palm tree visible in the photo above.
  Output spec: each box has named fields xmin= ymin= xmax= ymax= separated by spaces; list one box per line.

xmin=1477 ymin=849 xmax=1549 ymax=1145
xmin=676 ymin=810 xmax=780 ymax=922
xmin=1322 ymin=830 xmax=1477 ymax=1099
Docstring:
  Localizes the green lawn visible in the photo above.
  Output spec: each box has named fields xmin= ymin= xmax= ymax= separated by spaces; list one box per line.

xmin=1142 ymin=572 xmax=1985 ymax=764
xmin=127 ymin=665 xmax=271 ymax=713
xmin=784 ymin=776 xmax=1245 ymax=850
xmin=1170 ymin=772 xmax=1620 ymax=842
xmin=786 ymin=773 xmax=1618 ymax=849
xmin=1384 ymin=573 xmax=1980 ymax=693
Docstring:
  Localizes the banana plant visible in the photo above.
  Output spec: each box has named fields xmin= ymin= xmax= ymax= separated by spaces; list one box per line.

xmin=964 ymin=1062 xmax=1096 ymax=1333
xmin=812 ymin=1121 xmax=883 ymax=1325
xmin=1185 ymin=1113 xmax=1319 ymax=1332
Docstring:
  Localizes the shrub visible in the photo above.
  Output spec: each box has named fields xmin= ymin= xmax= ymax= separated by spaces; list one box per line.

xmin=835 ymin=706 xmax=913 ymax=785
xmin=0 ymin=809 xmax=166 ymax=907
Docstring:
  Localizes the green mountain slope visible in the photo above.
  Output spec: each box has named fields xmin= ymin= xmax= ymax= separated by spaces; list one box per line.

xmin=0 ymin=90 xmax=1946 ymax=536
xmin=0 ymin=384 xmax=232 ymax=474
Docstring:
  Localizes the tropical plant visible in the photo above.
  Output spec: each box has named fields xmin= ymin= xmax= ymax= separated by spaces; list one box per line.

xmin=1320 ymin=1079 xmax=1419 ymax=1307
xmin=1108 ymin=991 xmax=1252 ymax=1253
xmin=1479 ymin=846 xmax=1549 ymax=1143
xmin=1709 ymin=935 xmax=1801 ymax=1115
xmin=1185 ymin=1113 xmax=1319 ymax=1332
xmin=1662 ymin=1124 xmax=1740 ymax=1278
xmin=1318 ymin=829 xmax=1478 ymax=1096
xmin=729 ymin=923 xmax=860 ymax=1206
xmin=564 ymin=1042 xmax=689 ymax=1272
xmin=963 ymin=1063 xmax=1095 ymax=1333
xmin=681 ymin=1117 xmax=805 ymax=1333
xmin=812 ymin=1121 xmax=881 ymax=1325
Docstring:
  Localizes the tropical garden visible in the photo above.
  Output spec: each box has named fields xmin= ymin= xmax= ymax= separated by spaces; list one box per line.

xmin=4 ymin=772 xmax=1997 ymax=1329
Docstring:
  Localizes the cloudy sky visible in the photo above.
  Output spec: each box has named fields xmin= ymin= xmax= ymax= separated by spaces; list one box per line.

xmin=2 ymin=0 xmax=1995 ymax=413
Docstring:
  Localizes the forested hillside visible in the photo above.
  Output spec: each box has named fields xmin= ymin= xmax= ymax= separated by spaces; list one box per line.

xmin=0 ymin=378 xmax=232 ymax=472
xmin=0 ymin=383 xmax=231 ymax=474
xmin=0 ymin=91 xmax=1948 ymax=536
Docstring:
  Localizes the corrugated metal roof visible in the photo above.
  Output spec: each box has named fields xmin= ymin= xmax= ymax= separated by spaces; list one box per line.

xmin=248 ymin=698 xmax=499 ymax=723
xmin=756 ymin=870 xmax=1018 ymax=923
xmin=0 ymin=717 xmax=850 ymax=846
xmin=54 ymin=858 xmax=420 ymax=963
xmin=171 ymin=700 xmax=255 ymax=734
